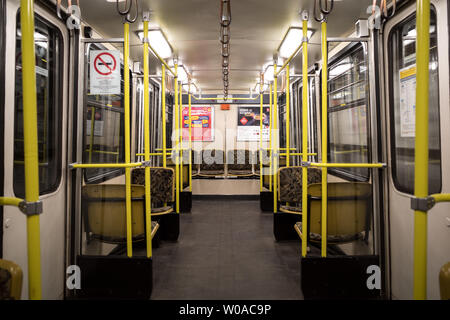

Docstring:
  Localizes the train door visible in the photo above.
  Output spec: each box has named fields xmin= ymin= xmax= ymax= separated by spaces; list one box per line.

xmin=2 ymin=0 xmax=69 ymax=299
xmin=383 ymin=0 xmax=450 ymax=299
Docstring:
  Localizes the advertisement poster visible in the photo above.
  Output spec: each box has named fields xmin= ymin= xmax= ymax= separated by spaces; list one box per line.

xmin=237 ymin=106 xmax=270 ymax=141
xmin=182 ymin=106 xmax=215 ymax=141
xmin=399 ymin=65 xmax=416 ymax=138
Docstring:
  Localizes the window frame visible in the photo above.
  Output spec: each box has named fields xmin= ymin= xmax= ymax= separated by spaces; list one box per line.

xmin=324 ymin=42 xmax=372 ymax=182
xmin=0 ymin=0 xmax=6 ymax=258
xmin=387 ymin=7 xmax=442 ymax=195
xmin=82 ymin=42 xmax=133 ymax=184
xmin=13 ymin=10 xmax=64 ymax=198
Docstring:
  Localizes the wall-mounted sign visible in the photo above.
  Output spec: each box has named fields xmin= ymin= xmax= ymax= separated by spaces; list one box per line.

xmin=237 ymin=106 xmax=270 ymax=141
xmin=399 ymin=65 xmax=416 ymax=138
xmin=89 ymin=50 xmax=121 ymax=95
xmin=182 ymin=106 xmax=215 ymax=141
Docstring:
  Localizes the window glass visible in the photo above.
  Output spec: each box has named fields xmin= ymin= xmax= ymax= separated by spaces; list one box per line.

xmin=14 ymin=13 xmax=63 ymax=197
xmin=328 ymin=45 xmax=370 ymax=181
xmin=83 ymin=44 xmax=129 ymax=183
xmin=388 ymin=10 xmax=441 ymax=194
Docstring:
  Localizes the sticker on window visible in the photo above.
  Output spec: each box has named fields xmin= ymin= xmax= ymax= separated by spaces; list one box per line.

xmin=399 ymin=65 xmax=416 ymax=138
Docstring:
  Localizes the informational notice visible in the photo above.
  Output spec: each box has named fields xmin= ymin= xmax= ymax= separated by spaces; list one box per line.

xmin=89 ymin=50 xmax=121 ymax=95
xmin=86 ymin=108 xmax=104 ymax=137
xmin=182 ymin=106 xmax=214 ymax=141
xmin=399 ymin=65 xmax=416 ymax=138
xmin=236 ymin=106 xmax=270 ymax=141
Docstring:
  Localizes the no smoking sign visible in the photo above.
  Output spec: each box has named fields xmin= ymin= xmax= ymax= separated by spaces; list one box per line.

xmin=90 ymin=50 xmax=120 ymax=95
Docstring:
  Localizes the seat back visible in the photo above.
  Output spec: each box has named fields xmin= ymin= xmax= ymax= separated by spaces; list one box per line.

xmin=81 ymin=184 xmax=146 ymax=242
xmin=440 ymin=262 xmax=450 ymax=300
xmin=0 ymin=259 xmax=22 ymax=300
xmin=278 ymin=167 xmax=322 ymax=203
xmin=131 ymin=167 xmax=175 ymax=205
xmin=308 ymin=182 xmax=372 ymax=239
xmin=255 ymin=149 xmax=270 ymax=166
xmin=227 ymin=149 xmax=252 ymax=171
xmin=199 ymin=149 xmax=225 ymax=172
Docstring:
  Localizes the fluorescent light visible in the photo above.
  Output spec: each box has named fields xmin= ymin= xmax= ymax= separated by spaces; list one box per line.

xmin=278 ymin=27 xmax=313 ymax=59
xmin=182 ymin=83 xmax=197 ymax=94
xmin=254 ymin=82 xmax=268 ymax=93
xmin=329 ymin=62 xmax=352 ymax=78
xmin=263 ymin=64 xmax=281 ymax=82
xmin=137 ymin=29 xmax=173 ymax=59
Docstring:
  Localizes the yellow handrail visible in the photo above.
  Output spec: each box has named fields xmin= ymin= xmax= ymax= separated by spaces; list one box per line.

xmin=301 ymin=17 xmax=309 ymax=258
xmin=179 ymin=80 xmax=183 ymax=193
xmin=0 ymin=197 xmax=23 ymax=207
xmin=189 ymin=94 xmax=193 ymax=192
xmin=191 ymin=95 xmax=261 ymax=101
xmin=413 ymin=0 xmax=430 ymax=300
xmin=309 ymin=162 xmax=385 ymax=168
xmin=430 ymin=193 xmax=450 ymax=203
xmin=259 ymin=81 xmax=263 ymax=191
xmin=320 ymin=20 xmax=328 ymax=258
xmin=273 ymin=64 xmax=278 ymax=212
xmin=72 ymin=162 xmax=142 ymax=169
xmin=21 ymin=0 xmax=42 ymax=299
xmin=269 ymin=83 xmax=273 ymax=192
xmin=123 ymin=22 xmax=133 ymax=257
xmin=286 ymin=65 xmax=291 ymax=167
xmin=143 ymin=18 xmax=152 ymax=258
xmin=174 ymin=65 xmax=180 ymax=213
xmin=162 ymin=64 xmax=167 ymax=168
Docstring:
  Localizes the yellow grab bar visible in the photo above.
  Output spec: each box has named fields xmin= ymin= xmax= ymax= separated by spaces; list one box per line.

xmin=413 ymin=0 xmax=431 ymax=300
xmin=273 ymin=64 xmax=278 ymax=212
xmin=308 ymin=162 xmax=385 ymax=168
xmin=301 ymin=16 xmax=309 ymax=258
xmin=0 ymin=197 xmax=23 ymax=207
xmin=191 ymin=95 xmax=260 ymax=101
xmin=71 ymin=162 xmax=142 ymax=169
xmin=430 ymin=193 xmax=450 ymax=203
xmin=259 ymin=80 xmax=263 ymax=192
xmin=21 ymin=0 xmax=42 ymax=299
xmin=320 ymin=20 xmax=328 ymax=258
xmin=162 ymin=64 xmax=167 ymax=168
xmin=174 ymin=66 xmax=180 ymax=213
xmin=189 ymin=94 xmax=193 ymax=192
xmin=275 ymin=43 xmax=304 ymax=77
xmin=143 ymin=18 xmax=152 ymax=258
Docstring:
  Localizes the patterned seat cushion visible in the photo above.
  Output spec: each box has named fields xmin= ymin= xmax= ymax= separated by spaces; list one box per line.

xmin=131 ymin=168 xmax=174 ymax=206
xmin=295 ymin=222 xmax=364 ymax=243
xmin=200 ymin=149 xmax=225 ymax=172
xmin=227 ymin=150 xmax=252 ymax=171
xmin=280 ymin=205 xmax=301 ymax=213
xmin=278 ymin=167 xmax=322 ymax=203
xmin=0 ymin=269 xmax=12 ymax=300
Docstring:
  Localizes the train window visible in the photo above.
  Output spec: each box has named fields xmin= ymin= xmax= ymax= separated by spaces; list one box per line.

xmin=388 ymin=10 xmax=441 ymax=195
xmin=83 ymin=43 xmax=130 ymax=183
xmin=327 ymin=44 xmax=370 ymax=181
xmin=13 ymin=13 xmax=63 ymax=197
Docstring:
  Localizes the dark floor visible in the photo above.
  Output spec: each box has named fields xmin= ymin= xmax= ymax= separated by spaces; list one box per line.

xmin=151 ymin=199 xmax=304 ymax=300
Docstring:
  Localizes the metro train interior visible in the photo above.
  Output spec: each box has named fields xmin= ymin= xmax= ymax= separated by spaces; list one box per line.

xmin=0 ymin=0 xmax=449 ymax=303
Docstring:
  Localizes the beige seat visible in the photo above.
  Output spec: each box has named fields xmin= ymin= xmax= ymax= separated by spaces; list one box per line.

xmin=82 ymin=184 xmax=159 ymax=244
xmin=440 ymin=262 xmax=450 ymax=300
xmin=0 ymin=259 xmax=23 ymax=300
xmin=131 ymin=167 xmax=175 ymax=215
xmin=277 ymin=166 xmax=322 ymax=214
xmin=295 ymin=182 xmax=372 ymax=245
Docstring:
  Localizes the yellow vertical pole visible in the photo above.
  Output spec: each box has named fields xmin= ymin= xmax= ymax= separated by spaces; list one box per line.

xmin=179 ymin=83 xmax=183 ymax=192
xmin=301 ymin=17 xmax=309 ymax=257
xmin=286 ymin=65 xmax=291 ymax=168
xmin=320 ymin=21 xmax=328 ymax=258
xmin=162 ymin=64 xmax=167 ymax=168
xmin=174 ymin=65 xmax=180 ymax=213
xmin=20 ymin=0 xmax=42 ymax=300
xmin=189 ymin=94 xmax=192 ymax=192
xmin=123 ymin=22 xmax=133 ymax=258
xmin=269 ymin=83 xmax=273 ymax=192
xmin=259 ymin=80 xmax=263 ymax=191
xmin=273 ymin=64 xmax=278 ymax=213
xmin=143 ymin=18 xmax=152 ymax=258
xmin=413 ymin=0 xmax=430 ymax=300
